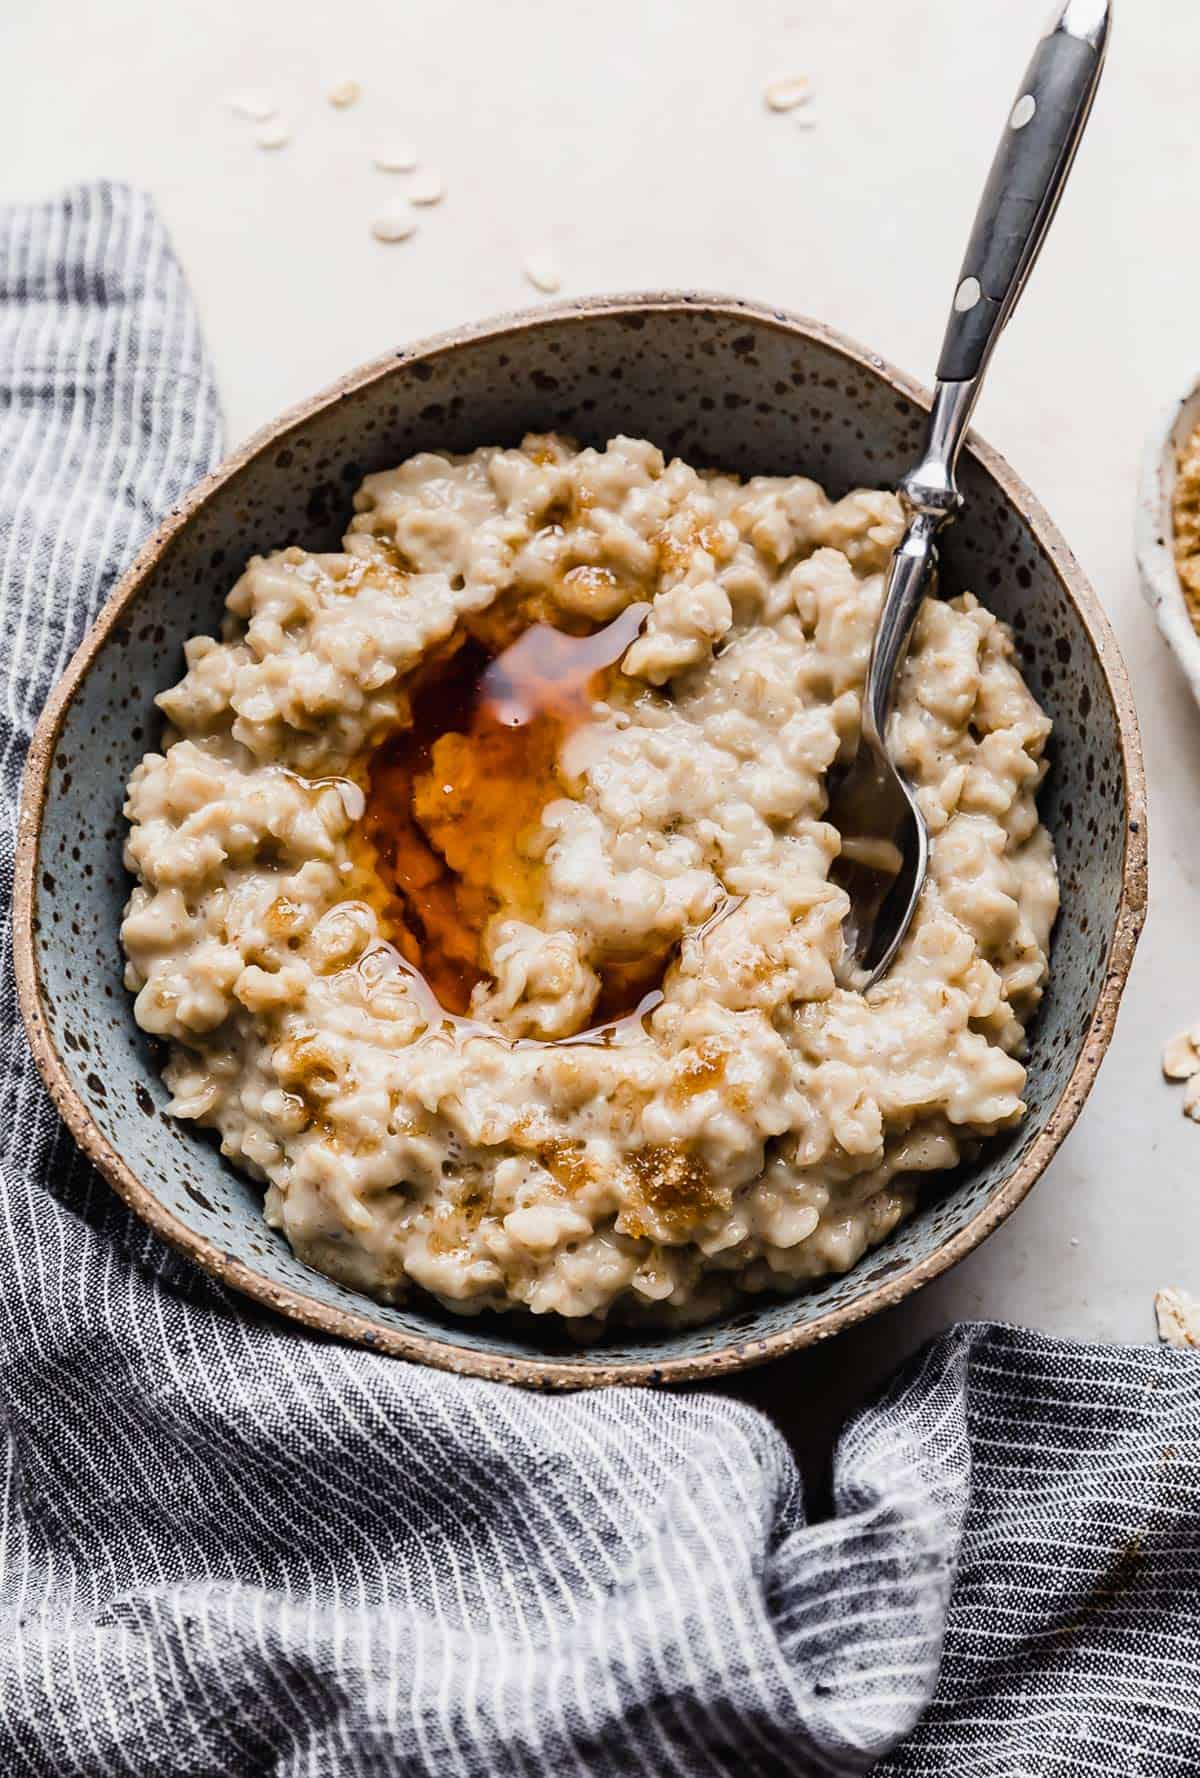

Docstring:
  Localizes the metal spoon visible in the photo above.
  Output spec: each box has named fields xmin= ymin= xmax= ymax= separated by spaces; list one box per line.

xmin=830 ymin=0 xmax=1111 ymax=988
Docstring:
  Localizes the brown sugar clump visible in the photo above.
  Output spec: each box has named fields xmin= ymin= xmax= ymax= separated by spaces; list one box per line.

xmin=668 ymin=1039 xmax=729 ymax=1102
xmin=539 ymin=1140 xmax=595 ymax=1194
xmin=624 ymin=1142 xmax=726 ymax=1239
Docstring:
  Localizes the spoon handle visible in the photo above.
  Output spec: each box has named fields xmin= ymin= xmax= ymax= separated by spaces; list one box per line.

xmin=936 ymin=0 xmax=1111 ymax=392
xmin=865 ymin=0 xmax=1111 ymax=743
xmin=906 ymin=0 xmax=1112 ymax=513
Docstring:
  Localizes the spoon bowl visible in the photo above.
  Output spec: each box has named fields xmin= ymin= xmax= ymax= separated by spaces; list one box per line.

xmin=829 ymin=747 xmax=929 ymax=989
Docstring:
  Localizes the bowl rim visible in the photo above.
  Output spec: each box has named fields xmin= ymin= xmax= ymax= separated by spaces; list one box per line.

xmin=13 ymin=290 xmax=1149 ymax=1389
xmin=1136 ymin=370 xmax=1200 ymax=705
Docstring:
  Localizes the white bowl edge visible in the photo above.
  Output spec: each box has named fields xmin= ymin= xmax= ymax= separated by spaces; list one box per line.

xmin=1137 ymin=372 xmax=1200 ymax=706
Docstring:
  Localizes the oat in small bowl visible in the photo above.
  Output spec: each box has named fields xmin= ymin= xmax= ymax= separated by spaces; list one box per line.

xmin=1137 ymin=371 xmax=1200 ymax=705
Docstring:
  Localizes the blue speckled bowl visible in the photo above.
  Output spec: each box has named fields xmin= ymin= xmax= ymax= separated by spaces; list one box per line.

xmin=14 ymin=295 xmax=1147 ymax=1387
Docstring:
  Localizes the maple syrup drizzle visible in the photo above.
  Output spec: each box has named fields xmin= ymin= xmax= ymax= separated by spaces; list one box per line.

xmin=355 ymin=893 xmax=749 ymax=1050
xmin=357 ymin=940 xmax=666 ymax=1050
xmin=353 ymin=602 xmax=657 ymax=1031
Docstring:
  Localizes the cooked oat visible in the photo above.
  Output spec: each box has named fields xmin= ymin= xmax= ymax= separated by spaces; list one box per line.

xmin=327 ymin=78 xmax=361 ymax=108
xmin=122 ymin=434 xmax=1059 ymax=1325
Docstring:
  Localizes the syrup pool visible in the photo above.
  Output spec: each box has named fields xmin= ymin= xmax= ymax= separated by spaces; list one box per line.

xmin=355 ymin=602 xmax=659 ymax=1027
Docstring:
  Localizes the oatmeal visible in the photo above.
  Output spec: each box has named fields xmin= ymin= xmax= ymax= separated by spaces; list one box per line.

xmin=121 ymin=434 xmax=1059 ymax=1325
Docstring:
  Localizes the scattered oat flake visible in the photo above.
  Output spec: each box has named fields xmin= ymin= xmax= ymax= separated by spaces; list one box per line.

xmin=371 ymin=203 xmax=417 ymax=243
xmin=255 ymin=119 xmax=291 ymax=149
xmin=228 ymin=89 xmax=279 ymax=121
xmin=1162 ymin=1030 xmax=1200 ymax=1080
xmin=523 ymin=252 xmax=562 ymax=294
xmin=764 ymin=75 xmax=812 ymax=112
xmin=374 ymin=140 xmax=418 ymax=173
xmin=409 ymin=171 xmax=445 ymax=205
xmin=1155 ymin=1286 xmax=1200 ymax=1350
xmin=328 ymin=78 xmax=361 ymax=108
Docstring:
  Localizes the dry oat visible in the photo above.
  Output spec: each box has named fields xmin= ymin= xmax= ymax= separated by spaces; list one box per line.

xmin=327 ymin=78 xmax=361 ymax=108
xmin=228 ymin=89 xmax=279 ymax=122
xmin=1155 ymin=1286 xmax=1200 ymax=1350
xmin=254 ymin=119 xmax=292 ymax=150
xmin=523 ymin=252 xmax=562 ymax=294
xmin=408 ymin=170 xmax=445 ymax=205
xmin=1162 ymin=1026 xmax=1200 ymax=1123
xmin=1163 ymin=1029 xmax=1200 ymax=1079
xmin=370 ymin=203 xmax=417 ymax=243
xmin=1184 ymin=1073 xmax=1200 ymax=1121
xmin=373 ymin=141 xmax=419 ymax=173
xmin=764 ymin=75 xmax=812 ymax=113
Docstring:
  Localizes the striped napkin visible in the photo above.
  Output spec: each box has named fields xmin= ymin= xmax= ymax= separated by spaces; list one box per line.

xmin=0 ymin=183 xmax=1194 ymax=1777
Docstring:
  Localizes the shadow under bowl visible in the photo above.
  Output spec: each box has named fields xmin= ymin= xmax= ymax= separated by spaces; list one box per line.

xmin=14 ymin=293 xmax=1147 ymax=1387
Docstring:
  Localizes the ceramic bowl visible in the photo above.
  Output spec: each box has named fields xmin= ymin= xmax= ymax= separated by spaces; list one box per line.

xmin=1137 ymin=371 xmax=1200 ymax=704
xmin=14 ymin=294 xmax=1147 ymax=1388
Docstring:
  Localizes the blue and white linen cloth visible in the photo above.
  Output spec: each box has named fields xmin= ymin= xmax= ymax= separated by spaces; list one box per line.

xmin=0 ymin=184 xmax=1195 ymax=1777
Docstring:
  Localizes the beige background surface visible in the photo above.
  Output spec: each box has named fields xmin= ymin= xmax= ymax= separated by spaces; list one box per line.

xmin=4 ymin=0 xmax=1197 ymax=1458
